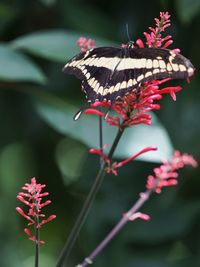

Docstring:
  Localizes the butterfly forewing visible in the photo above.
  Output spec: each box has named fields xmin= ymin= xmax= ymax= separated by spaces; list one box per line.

xmin=63 ymin=46 xmax=194 ymax=103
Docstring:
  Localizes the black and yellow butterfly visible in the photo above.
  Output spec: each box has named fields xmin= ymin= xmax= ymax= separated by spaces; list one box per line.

xmin=63 ymin=42 xmax=194 ymax=118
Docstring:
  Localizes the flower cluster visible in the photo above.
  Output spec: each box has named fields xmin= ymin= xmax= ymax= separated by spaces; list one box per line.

xmin=85 ymin=78 xmax=181 ymax=129
xmin=16 ymin=177 xmax=56 ymax=244
xmin=146 ymin=151 xmax=198 ymax=193
xmin=122 ymin=12 xmax=173 ymax=50
xmin=138 ymin=11 xmax=173 ymax=49
xmin=76 ymin=37 xmax=95 ymax=52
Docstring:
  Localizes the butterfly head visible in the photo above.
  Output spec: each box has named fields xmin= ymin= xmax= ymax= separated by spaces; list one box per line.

xmin=127 ymin=41 xmax=135 ymax=49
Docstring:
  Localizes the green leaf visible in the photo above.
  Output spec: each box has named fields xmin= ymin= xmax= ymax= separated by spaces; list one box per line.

xmin=55 ymin=137 xmax=87 ymax=185
xmin=10 ymin=30 xmax=116 ymax=63
xmin=176 ymin=0 xmax=200 ymax=23
xmin=0 ymin=44 xmax=46 ymax=84
xmin=32 ymin=91 xmax=174 ymax=163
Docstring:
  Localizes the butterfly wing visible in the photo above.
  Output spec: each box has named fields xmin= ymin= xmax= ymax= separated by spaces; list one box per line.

xmin=63 ymin=47 xmax=126 ymax=102
xmin=63 ymin=47 xmax=194 ymax=103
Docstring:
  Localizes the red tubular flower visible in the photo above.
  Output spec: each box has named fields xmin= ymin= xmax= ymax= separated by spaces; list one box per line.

xmin=146 ymin=151 xmax=198 ymax=193
xmin=114 ymin=146 xmax=157 ymax=168
xmin=128 ymin=212 xmax=151 ymax=222
xmin=24 ymin=228 xmax=45 ymax=244
xmin=84 ymin=108 xmax=105 ymax=117
xmin=16 ymin=177 xmax=56 ymax=244
xmin=89 ymin=148 xmax=110 ymax=164
xmin=89 ymin=146 xmax=158 ymax=176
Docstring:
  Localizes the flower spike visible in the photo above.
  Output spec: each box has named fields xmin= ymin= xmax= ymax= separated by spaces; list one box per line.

xmin=16 ymin=177 xmax=56 ymax=244
xmin=146 ymin=151 xmax=198 ymax=193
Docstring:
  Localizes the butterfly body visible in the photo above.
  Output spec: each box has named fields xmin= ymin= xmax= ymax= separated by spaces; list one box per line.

xmin=63 ymin=45 xmax=194 ymax=103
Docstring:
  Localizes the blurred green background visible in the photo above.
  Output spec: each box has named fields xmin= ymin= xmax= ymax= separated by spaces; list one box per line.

xmin=0 ymin=0 xmax=200 ymax=266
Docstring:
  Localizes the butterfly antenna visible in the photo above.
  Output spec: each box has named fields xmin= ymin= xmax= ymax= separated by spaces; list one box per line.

xmin=126 ymin=23 xmax=131 ymax=42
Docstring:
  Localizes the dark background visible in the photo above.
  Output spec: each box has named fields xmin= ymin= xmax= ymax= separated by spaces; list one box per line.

xmin=0 ymin=0 xmax=200 ymax=266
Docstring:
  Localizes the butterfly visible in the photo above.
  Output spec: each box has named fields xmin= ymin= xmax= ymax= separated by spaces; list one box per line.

xmin=63 ymin=42 xmax=194 ymax=119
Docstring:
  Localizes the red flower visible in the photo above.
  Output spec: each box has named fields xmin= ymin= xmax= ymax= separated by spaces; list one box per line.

xmin=146 ymin=151 xmax=198 ymax=193
xmin=89 ymin=146 xmax=157 ymax=176
xmin=122 ymin=12 xmax=172 ymax=49
xmin=143 ymin=11 xmax=172 ymax=49
xmin=126 ymin=212 xmax=151 ymax=222
xmin=16 ymin=177 xmax=56 ymax=243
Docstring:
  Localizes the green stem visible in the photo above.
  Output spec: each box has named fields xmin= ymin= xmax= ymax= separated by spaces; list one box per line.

xmin=107 ymin=128 xmax=124 ymax=158
xmin=35 ymin=217 xmax=39 ymax=267
xmin=55 ymin=127 xmax=125 ymax=267
xmin=99 ymin=112 xmax=104 ymax=168
xmin=99 ymin=111 xmax=103 ymax=153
